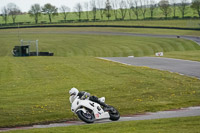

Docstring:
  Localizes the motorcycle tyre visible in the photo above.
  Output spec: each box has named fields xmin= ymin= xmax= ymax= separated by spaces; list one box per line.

xmin=108 ymin=106 xmax=120 ymax=121
xmin=76 ymin=110 xmax=95 ymax=123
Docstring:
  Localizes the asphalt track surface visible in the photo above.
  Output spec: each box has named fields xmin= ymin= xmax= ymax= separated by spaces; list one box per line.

xmin=1 ymin=31 xmax=200 ymax=132
xmin=99 ymin=57 xmax=200 ymax=79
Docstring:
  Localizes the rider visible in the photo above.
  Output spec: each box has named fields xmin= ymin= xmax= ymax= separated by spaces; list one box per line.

xmin=69 ymin=87 xmax=108 ymax=108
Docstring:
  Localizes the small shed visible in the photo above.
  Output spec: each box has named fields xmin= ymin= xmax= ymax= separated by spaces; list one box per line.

xmin=12 ymin=45 xmax=30 ymax=56
xmin=12 ymin=40 xmax=54 ymax=57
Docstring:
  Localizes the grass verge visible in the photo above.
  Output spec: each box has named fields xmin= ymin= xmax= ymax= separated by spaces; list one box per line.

xmin=158 ymin=50 xmax=200 ymax=62
xmin=0 ymin=29 xmax=200 ymax=57
xmin=6 ymin=116 xmax=200 ymax=133
xmin=0 ymin=56 xmax=200 ymax=127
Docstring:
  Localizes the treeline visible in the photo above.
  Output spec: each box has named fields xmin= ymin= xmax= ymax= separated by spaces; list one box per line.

xmin=0 ymin=0 xmax=200 ymax=25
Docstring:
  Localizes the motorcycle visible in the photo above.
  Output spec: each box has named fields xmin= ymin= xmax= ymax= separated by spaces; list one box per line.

xmin=70 ymin=96 xmax=120 ymax=123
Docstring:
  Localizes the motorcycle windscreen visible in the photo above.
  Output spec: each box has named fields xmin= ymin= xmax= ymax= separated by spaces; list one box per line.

xmin=69 ymin=96 xmax=76 ymax=103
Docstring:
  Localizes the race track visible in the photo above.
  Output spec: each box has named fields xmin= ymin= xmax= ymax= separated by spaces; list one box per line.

xmin=1 ymin=106 xmax=200 ymax=132
xmin=1 ymin=30 xmax=200 ymax=132
xmin=99 ymin=57 xmax=200 ymax=79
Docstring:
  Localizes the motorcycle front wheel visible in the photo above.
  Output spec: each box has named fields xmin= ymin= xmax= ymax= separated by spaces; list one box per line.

xmin=76 ymin=110 xmax=95 ymax=123
xmin=108 ymin=106 xmax=120 ymax=121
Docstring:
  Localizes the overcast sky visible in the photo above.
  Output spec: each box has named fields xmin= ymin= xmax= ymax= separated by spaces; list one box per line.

xmin=0 ymin=0 xmax=89 ymax=13
xmin=0 ymin=0 xmax=192 ymax=13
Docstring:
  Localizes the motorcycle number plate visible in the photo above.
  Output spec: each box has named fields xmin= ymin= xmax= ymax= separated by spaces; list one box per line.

xmin=95 ymin=113 xmax=100 ymax=118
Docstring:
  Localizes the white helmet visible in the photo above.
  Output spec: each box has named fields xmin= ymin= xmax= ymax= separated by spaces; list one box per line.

xmin=69 ymin=87 xmax=79 ymax=103
xmin=69 ymin=87 xmax=79 ymax=97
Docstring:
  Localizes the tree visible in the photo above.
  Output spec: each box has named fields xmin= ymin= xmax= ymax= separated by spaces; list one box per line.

xmin=105 ymin=0 xmax=112 ymax=20
xmin=119 ymin=0 xmax=128 ymax=20
xmin=127 ymin=0 xmax=133 ymax=20
xmin=84 ymin=2 xmax=90 ymax=20
xmin=131 ymin=0 xmax=140 ymax=20
xmin=158 ymin=0 xmax=171 ymax=19
xmin=170 ymin=0 xmax=177 ymax=18
xmin=28 ymin=4 xmax=41 ymax=24
xmin=90 ymin=0 xmax=97 ymax=21
xmin=60 ymin=5 xmax=70 ymax=22
xmin=191 ymin=0 xmax=200 ymax=18
xmin=178 ymin=0 xmax=189 ymax=18
xmin=111 ymin=0 xmax=119 ymax=20
xmin=42 ymin=3 xmax=58 ymax=23
xmin=1 ymin=6 xmax=9 ymax=24
xmin=7 ymin=3 xmax=21 ymax=24
xmin=149 ymin=0 xmax=157 ymax=19
xmin=139 ymin=0 xmax=148 ymax=19
xmin=97 ymin=0 xmax=106 ymax=20
xmin=74 ymin=3 xmax=83 ymax=21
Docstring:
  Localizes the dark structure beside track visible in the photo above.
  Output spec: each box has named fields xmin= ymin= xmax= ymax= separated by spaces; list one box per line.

xmin=12 ymin=45 xmax=53 ymax=57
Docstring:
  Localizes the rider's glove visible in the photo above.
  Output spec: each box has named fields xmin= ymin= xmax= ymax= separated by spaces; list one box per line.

xmin=81 ymin=92 xmax=90 ymax=100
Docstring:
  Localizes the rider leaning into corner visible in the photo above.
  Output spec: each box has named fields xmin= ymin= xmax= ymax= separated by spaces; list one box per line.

xmin=69 ymin=87 xmax=109 ymax=108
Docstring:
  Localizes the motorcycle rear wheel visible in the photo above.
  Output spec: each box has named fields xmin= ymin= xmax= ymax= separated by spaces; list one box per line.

xmin=77 ymin=110 xmax=95 ymax=123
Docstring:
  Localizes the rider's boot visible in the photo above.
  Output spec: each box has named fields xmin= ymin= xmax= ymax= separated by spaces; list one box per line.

xmin=99 ymin=101 xmax=109 ymax=108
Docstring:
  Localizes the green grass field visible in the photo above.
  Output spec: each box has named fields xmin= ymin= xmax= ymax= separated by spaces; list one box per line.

xmin=1 ymin=28 xmax=200 ymax=57
xmin=6 ymin=116 xmax=200 ymax=133
xmin=0 ymin=27 xmax=200 ymax=128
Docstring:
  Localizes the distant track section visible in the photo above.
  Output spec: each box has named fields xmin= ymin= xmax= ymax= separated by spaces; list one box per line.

xmin=0 ymin=24 xmax=200 ymax=31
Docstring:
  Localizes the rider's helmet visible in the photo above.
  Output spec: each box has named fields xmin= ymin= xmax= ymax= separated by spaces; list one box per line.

xmin=69 ymin=87 xmax=79 ymax=97
xmin=69 ymin=87 xmax=79 ymax=103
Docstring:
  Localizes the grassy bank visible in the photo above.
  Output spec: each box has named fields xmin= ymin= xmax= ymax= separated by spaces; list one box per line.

xmin=1 ymin=28 xmax=200 ymax=57
xmin=157 ymin=50 xmax=200 ymax=62
xmin=6 ymin=116 xmax=200 ymax=133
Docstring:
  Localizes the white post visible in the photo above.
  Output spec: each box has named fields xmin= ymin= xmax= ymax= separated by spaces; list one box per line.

xmin=21 ymin=40 xmax=23 ymax=46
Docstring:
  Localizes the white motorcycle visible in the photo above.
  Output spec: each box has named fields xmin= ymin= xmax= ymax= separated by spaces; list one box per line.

xmin=70 ymin=96 xmax=120 ymax=123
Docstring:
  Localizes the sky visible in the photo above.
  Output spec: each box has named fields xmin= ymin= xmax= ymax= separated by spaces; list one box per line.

xmin=0 ymin=0 xmax=89 ymax=13
xmin=0 ymin=0 xmax=192 ymax=13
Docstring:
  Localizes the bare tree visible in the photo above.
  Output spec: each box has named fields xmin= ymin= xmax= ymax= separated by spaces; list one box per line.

xmin=170 ymin=0 xmax=177 ymax=18
xmin=90 ymin=0 xmax=97 ymax=21
xmin=111 ymin=0 xmax=119 ymax=20
xmin=60 ymin=5 xmax=70 ymax=22
xmin=74 ymin=3 xmax=83 ymax=21
xmin=42 ymin=3 xmax=58 ymax=23
xmin=131 ymin=0 xmax=140 ymax=20
xmin=84 ymin=2 xmax=90 ymax=20
xmin=158 ymin=0 xmax=171 ymax=19
xmin=191 ymin=0 xmax=200 ymax=18
xmin=97 ymin=0 xmax=106 ymax=20
xmin=7 ymin=3 xmax=21 ymax=24
xmin=119 ymin=0 xmax=128 ymax=20
xmin=139 ymin=0 xmax=148 ymax=19
xmin=127 ymin=0 xmax=133 ymax=20
xmin=178 ymin=0 xmax=189 ymax=18
xmin=105 ymin=0 xmax=112 ymax=20
xmin=149 ymin=0 xmax=157 ymax=19
xmin=28 ymin=4 xmax=41 ymax=24
xmin=1 ymin=6 xmax=9 ymax=24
